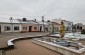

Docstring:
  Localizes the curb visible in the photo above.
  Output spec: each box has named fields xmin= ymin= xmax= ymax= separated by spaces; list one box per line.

xmin=6 ymin=34 xmax=48 ymax=50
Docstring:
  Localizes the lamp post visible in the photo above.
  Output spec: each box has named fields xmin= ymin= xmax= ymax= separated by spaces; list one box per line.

xmin=52 ymin=22 xmax=54 ymax=34
xmin=72 ymin=22 xmax=74 ymax=36
xmin=42 ymin=16 xmax=45 ymax=32
xmin=72 ymin=22 xmax=76 ymax=36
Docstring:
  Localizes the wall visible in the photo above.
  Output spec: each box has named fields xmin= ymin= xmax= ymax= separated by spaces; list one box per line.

xmin=21 ymin=24 xmax=40 ymax=32
xmin=48 ymin=23 xmax=60 ymax=33
xmin=63 ymin=21 xmax=73 ymax=32
xmin=21 ymin=24 xmax=29 ymax=32
xmin=82 ymin=25 xmax=85 ymax=30
xmin=32 ymin=25 xmax=39 ymax=32
xmin=0 ymin=23 xmax=21 ymax=33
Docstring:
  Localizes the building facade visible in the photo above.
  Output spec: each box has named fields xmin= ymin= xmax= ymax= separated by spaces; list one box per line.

xmin=0 ymin=22 xmax=21 ymax=33
xmin=18 ymin=18 xmax=41 ymax=32
xmin=48 ymin=22 xmax=60 ymax=34
xmin=62 ymin=20 xmax=73 ymax=32
xmin=52 ymin=19 xmax=73 ymax=32
xmin=38 ymin=21 xmax=50 ymax=32
xmin=0 ymin=18 xmax=41 ymax=33
xmin=74 ymin=23 xmax=83 ymax=32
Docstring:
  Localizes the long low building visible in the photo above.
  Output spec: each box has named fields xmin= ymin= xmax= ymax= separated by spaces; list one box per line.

xmin=0 ymin=18 xmax=41 ymax=33
xmin=0 ymin=22 xmax=21 ymax=33
xmin=0 ymin=18 xmax=50 ymax=33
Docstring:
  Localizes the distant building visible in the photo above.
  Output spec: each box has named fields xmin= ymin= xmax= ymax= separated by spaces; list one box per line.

xmin=0 ymin=18 xmax=41 ymax=33
xmin=38 ymin=21 xmax=50 ymax=32
xmin=62 ymin=20 xmax=73 ymax=32
xmin=82 ymin=25 xmax=85 ymax=30
xmin=0 ymin=17 xmax=51 ymax=33
xmin=0 ymin=19 xmax=21 ymax=33
xmin=48 ymin=22 xmax=60 ymax=33
xmin=18 ymin=18 xmax=40 ymax=32
xmin=74 ymin=23 xmax=83 ymax=32
xmin=52 ymin=19 xmax=73 ymax=32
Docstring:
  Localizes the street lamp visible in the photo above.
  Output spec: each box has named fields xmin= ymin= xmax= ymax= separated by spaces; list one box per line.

xmin=42 ymin=16 xmax=45 ymax=32
xmin=72 ymin=22 xmax=74 ymax=36
xmin=52 ymin=22 xmax=54 ymax=34
xmin=72 ymin=22 xmax=76 ymax=36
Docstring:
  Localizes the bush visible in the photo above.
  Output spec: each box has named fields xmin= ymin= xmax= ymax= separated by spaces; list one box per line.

xmin=81 ymin=29 xmax=85 ymax=34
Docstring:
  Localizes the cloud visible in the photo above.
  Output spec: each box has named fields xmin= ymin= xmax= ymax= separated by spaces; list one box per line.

xmin=0 ymin=0 xmax=85 ymax=24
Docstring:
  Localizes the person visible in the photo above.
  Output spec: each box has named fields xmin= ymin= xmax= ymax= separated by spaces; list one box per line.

xmin=60 ymin=22 xmax=65 ymax=38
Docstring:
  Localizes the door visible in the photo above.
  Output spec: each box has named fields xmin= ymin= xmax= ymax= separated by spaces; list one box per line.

xmin=29 ymin=26 xmax=32 ymax=32
xmin=0 ymin=25 xmax=1 ymax=33
xmin=40 ymin=26 xmax=42 ymax=32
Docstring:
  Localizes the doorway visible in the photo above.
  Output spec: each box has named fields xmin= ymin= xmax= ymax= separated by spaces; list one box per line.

xmin=40 ymin=26 xmax=42 ymax=32
xmin=29 ymin=26 xmax=32 ymax=32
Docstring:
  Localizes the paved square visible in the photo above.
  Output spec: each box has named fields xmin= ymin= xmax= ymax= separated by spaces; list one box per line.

xmin=0 ymin=32 xmax=48 ymax=49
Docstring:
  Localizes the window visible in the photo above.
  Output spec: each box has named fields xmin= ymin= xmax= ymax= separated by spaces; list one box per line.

xmin=5 ymin=26 xmax=11 ymax=31
xmin=14 ymin=26 xmax=19 ymax=30
xmin=23 ymin=27 xmax=27 ymax=30
xmin=34 ymin=27 xmax=37 ymax=30
xmin=50 ymin=27 xmax=51 ymax=30
xmin=45 ymin=27 xmax=48 ymax=31
xmin=68 ymin=23 xmax=71 ymax=25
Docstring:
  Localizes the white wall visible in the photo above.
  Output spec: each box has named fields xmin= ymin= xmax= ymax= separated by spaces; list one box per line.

xmin=0 ymin=23 xmax=21 ymax=33
xmin=63 ymin=21 xmax=73 ymax=31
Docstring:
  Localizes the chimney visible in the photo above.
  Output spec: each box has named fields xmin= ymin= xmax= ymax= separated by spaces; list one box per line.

xmin=34 ymin=19 xmax=36 ymax=22
xmin=23 ymin=18 xmax=26 ymax=21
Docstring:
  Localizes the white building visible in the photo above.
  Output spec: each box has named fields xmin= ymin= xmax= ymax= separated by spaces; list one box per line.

xmin=0 ymin=18 xmax=21 ymax=33
xmin=38 ymin=21 xmax=49 ymax=32
xmin=0 ymin=23 xmax=21 ymax=33
xmin=62 ymin=20 xmax=73 ymax=32
xmin=0 ymin=17 xmax=50 ymax=33
xmin=75 ymin=23 xmax=83 ymax=32
xmin=48 ymin=22 xmax=60 ymax=34
xmin=52 ymin=19 xmax=73 ymax=32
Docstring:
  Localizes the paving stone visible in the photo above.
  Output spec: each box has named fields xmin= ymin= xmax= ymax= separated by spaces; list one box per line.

xmin=5 ymin=40 xmax=61 ymax=55
xmin=0 ymin=32 xmax=48 ymax=49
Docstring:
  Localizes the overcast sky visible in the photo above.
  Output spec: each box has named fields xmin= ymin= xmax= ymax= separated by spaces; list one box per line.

xmin=0 ymin=0 xmax=85 ymax=24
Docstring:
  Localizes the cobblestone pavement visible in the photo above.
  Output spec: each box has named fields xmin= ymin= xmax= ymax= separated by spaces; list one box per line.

xmin=0 ymin=32 xmax=48 ymax=49
xmin=5 ymin=39 xmax=61 ymax=55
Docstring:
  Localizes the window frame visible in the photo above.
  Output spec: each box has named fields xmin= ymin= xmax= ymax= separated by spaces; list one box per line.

xmin=14 ymin=26 xmax=19 ymax=30
xmin=34 ymin=27 xmax=37 ymax=30
xmin=23 ymin=27 xmax=27 ymax=30
xmin=4 ymin=26 xmax=11 ymax=31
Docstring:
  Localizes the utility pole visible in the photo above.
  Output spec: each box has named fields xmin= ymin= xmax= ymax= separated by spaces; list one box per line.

xmin=42 ymin=16 xmax=45 ymax=32
xmin=72 ymin=22 xmax=75 ymax=36
xmin=10 ymin=17 xmax=13 ymax=33
xmin=52 ymin=22 xmax=54 ymax=34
